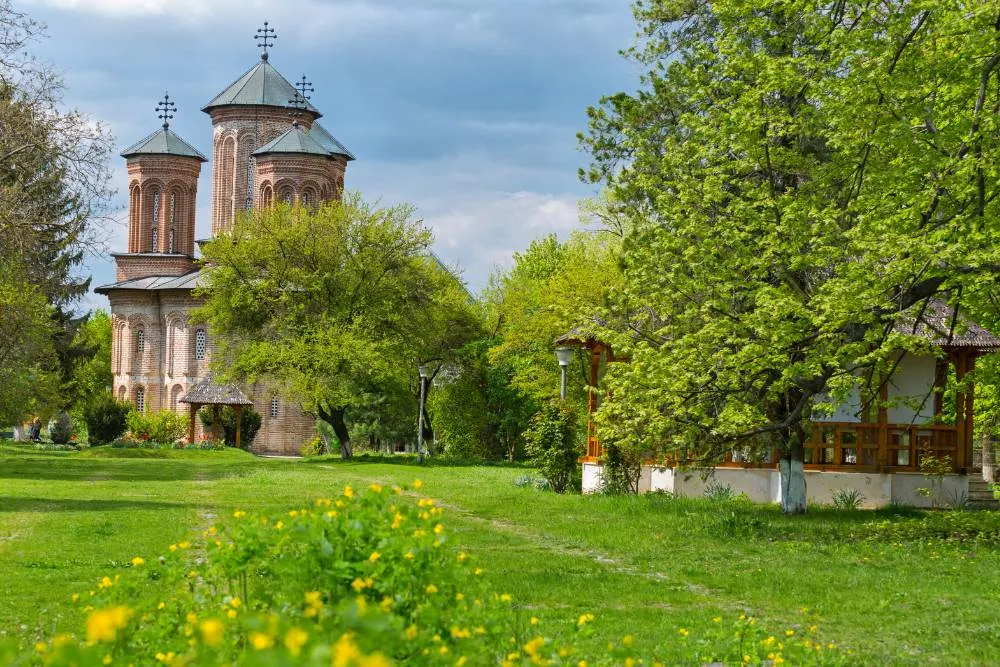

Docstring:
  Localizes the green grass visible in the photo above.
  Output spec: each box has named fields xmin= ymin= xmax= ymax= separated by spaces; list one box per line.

xmin=2 ymin=442 xmax=999 ymax=663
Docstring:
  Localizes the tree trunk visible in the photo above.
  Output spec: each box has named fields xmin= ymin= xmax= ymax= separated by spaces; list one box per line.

xmin=318 ymin=405 xmax=352 ymax=459
xmin=780 ymin=437 xmax=807 ymax=514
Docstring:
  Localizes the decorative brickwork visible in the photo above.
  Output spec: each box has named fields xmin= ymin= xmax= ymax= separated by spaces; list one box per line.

xmin=101 ymin=56 xmax=352 ymax=455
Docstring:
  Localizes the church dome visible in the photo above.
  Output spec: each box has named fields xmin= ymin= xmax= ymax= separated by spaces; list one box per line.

xmin=202 ymin=58 xmax=321 ymax=117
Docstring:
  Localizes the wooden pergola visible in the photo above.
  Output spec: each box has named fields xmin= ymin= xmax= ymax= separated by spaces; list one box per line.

xmin=178 ymin=378 xmax=253 ymax=449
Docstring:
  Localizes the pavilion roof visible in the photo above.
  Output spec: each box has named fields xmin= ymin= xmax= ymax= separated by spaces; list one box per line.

xmin=179 ymin=377 xmax=252 ymax=406
xmin=897 ymin=298 xmax=1000 ymax=351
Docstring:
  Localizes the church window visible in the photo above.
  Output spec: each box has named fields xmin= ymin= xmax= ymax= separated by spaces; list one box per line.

xmin=301 ymin=192 xmax=308 ymax=207
xmin=169 ymin=193 xmax=176 ymax=253
xmin=270 ymin=396 xmax=279 ymax=418
xmin=195 ymin=329 xmax=207 ymax=360
xmin=136 ymin=328 xmax=145 ymax=354
xmin=135 ymin=387 xmax=145 ymax=413
xmin=151 ymin=190 xmax=160 ymax=251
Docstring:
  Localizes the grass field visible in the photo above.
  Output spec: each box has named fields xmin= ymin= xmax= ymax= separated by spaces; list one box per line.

xmin=2 ymin=443 xmax=1000 ymax=664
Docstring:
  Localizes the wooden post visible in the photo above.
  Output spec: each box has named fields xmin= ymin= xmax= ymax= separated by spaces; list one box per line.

xmin=877 ymin=377 xmax=889 ymax=470
xmin=235 ymin=404 xmax=243 ymax=450
xmin=187 ymin=403 xmax=197 ymax=444
xmin=955 ymin=351 xmax=967 ymax=473
xmin=588 ymin=346 xmax=601 ymax=458
xmin=964 ymin=354 xmax=977 ymax=474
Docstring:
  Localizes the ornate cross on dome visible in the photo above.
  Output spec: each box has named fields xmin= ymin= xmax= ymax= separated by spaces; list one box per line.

xmin=255 ymin=21 xmax=276 ymax=61
xmin=288 ymin=75 xmax=313 ymax=125
xmin=155 ymin=93 xmax=176 ymax=129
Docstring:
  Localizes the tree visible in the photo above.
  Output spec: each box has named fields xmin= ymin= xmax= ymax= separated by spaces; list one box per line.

xmin=196 ymin=196 xmax=479 ymax=459
xmin=0 ymin=1 xmax=113 ymax=425
xmin=65 ymin=310 xmax=113 ymax=417
xmin=583 ymin=2 xmax=1000 ymax=513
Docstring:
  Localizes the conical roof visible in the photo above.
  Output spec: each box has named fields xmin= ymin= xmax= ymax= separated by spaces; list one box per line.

xmin=308 ymin=121 xmax=355 ymax=161
xmin=202 ymin=58 xmax=321 ymax=116
xmin=253 ymin=124 xmax=332 ymax=158
xmin=121 ymin=127 xmax=207 ymax=161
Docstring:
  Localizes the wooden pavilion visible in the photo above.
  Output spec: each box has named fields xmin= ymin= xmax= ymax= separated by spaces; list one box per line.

xmin=178 ymin=377 xmax=253 ymax=449
xmin=558 ymin=300 xmax=1000 ymax=477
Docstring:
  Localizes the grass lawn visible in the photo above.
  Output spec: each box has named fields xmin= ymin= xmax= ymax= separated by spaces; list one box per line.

xmin=2 ymin=442 xmax=1000 ymax=664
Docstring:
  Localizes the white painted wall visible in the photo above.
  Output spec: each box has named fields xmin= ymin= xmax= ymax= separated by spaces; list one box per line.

xmin=814 ymin=385 xmax=863 ymax=423
xmin=887 ymin=353 xmax=937 ymax=424
xmin=585 ymin=463 xmax=968 ymax=508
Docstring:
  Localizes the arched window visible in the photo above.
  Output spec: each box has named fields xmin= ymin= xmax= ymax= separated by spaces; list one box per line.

xmin=195 ymin=329 xmax=207 ymax=360
xmin=150 ymin=189 xmax=160 ymax=251
xmin=135 ymin=327 xmax=145 ymax=354
xmin=134 ymin=387 xmax=145 ymax=413
xmin=270 ymin=395 xmax=279 ymax=418
xmin=278 ymin=186 xmax=294 ymax=205
xmin=301 ymin=192 xmax=308 ymax=208
xmin=168 ymin=192 xmax=176 ymax=253
xmin=261 ymin=184 xmax=273 ymax=208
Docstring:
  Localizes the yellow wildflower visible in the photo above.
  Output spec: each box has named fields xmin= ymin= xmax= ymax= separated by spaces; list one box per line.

xmin=327 ymin=510 xmax=339 ymax=518
xmin=413 ymin=479 xmax=423 ymax=489
xmin=199 ymin=619 xmax=224 ymax=646
xmin=426 ymin=584 xmax=439 ymax=594
xmin=370 ymin=483 xmax=383 ymax=493
xmin=233 ymin=510 xmax=246 ymax=518
xmin=786 ymin=629 xmax=795 ymax=636
xmin=343 ymin=485 xmax=354 ymax=499
xmin=405 ymin=625 xmax=419 ymax=640
xmin=229 ymin=597 xmax=242 ymax=608
xmin=623 ymin=635 xmax=634 ymax=647
xmin=98 ymin=576 xmax=113 ymax=590
xmin=131 ymin=557 xmax=145 ymax=567
xmin=178 ymin=541 xmax=190 ymax=549
xmin=168 ymin=544 xmax=177 ymax=552
xmin=457 ymin=552 xmax=467 ymax=562
xmin=34 ymin=642 xmax=46 ymax=653
xmin=434 ymin=524 xmax=444 ymax=535
xmin=284 ymin=627 xmax=309 ymax=656
xmin=86 ymin=605 xmax=133 ymax=643
xmin=369 ymin=551 xmax=381 ymax=562
xmin=524 ymin=636 xmax=545 ymax=656
xmin=404 ymin=551 xmax=415 ymax=560
xmin=71 ymin=593 xmax=80 ymax=603
xmin=186 ymin=611 xmax=198 ymax=624
xmin=227 ymin=609 xmax=237 ymax=619
xmin=250 ymin=632 xmax=274 ymax=650
xmin=391 ymin=513 xmax=403 ymax=529
xmin=102 ymin=655 xmax=112 ymax=665
xmin=712 ymin=616 xmax=721 ymax=623
xmin=275 ymin=521 xmax=285 ymax=530
xmin=499 ymin=593 xmax=512 ymax=603
xmin=332 ymin=633 xmax=361 ymax=667
xmin=678 ymin=628 xmax=689 ymax=637
xmin=456 ymin=593 xmax=465 ymax=601
xmin=577 ymin=613 xmax=594 ymax=627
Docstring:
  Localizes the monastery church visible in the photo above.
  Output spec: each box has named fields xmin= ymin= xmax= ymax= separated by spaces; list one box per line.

xmin=96 ymin=25 xmax=353 ymax=454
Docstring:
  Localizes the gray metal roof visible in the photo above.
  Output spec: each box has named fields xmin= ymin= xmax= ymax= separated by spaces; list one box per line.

xmin=94 ymin=270 xmax=205 ymax=294
xmin=179 ymin=377 xmax=252 ymax=406
xmin=253 ymin=124 xmax=332 ymax=157
xmin=308 ymin=121 xmax=355 ymax=161
xmin=202 ymin=59 xmax=321 ymax=115
xmin=121 ymin=127 xmax=207 ymax=161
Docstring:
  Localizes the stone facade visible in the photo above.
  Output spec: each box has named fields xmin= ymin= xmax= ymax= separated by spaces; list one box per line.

xmin=98 ymin=55 xmax=353 ymax=456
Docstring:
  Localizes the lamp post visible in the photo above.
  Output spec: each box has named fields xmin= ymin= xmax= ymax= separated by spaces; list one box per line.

xmin=555 ymin=347 xmax=574 ymax=400
xmin=417 ymin=364 xmax=429 ymax=463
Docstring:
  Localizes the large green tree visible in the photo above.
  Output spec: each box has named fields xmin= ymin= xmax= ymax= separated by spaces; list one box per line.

xmin=584 ymin=1 xmax=1000 ymax=512
xmin=196 ymin=196 xmax=479 ymax=458
xmin=0 ymin=1 xmax=113 ymax=424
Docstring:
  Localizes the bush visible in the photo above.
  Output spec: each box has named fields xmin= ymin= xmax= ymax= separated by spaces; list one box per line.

xmin=523 ymin=399 xmax=581 ymax=493
xmin=832 ymin=488 xmax=866 ymax=510
xmin=47 ymin=412 xmax=72 ymax=444
xmin=83 ymin=394 xmax=131 ymax=445
xmin=125 ymin=409 xmax=187 ymax=444
xmin=199 ymin=405 xmax=262 ymax=448
xmin=704 ymin=481 xmax=736 ymax=502
xmin=300 ymin=436 xmax=326 ymax=457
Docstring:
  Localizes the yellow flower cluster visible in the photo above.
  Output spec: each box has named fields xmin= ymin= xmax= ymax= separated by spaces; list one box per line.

xmin=86 ymin=605 xmax=133 ymax=643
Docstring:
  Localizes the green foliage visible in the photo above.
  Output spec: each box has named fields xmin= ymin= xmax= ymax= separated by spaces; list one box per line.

xmin=523 ymin=400 xmax=581 ymax=493
xmin=300 ymin=437 xmax=326 ymax=458
xmin=64 ymin=310 xmax=113 ymax=417
xmin=46 ymin=411 xmax=72 ymax=444
xmin=0 ymin=259 xmax=57 ymax=425
xmin=599 ymin=442 xmax=644 ymax=496
xmin=427 ymin=371 xmax=490 ymax=460
xmin=83 ymin=393 xmax=130 ymax=445
xmin=196 ymin=196 xmax=481 ymax=458
xmin=704 ymin=482 xmax=736 ymax=503
xmin=583 ymin=2 xmax=1000 ymax=512
xmin=199 ymin=405 xmax=263 ymax=448
xmin=125 ymin=410 xmax=186 ymax=444
xmin=831 ymin=489 xmax=866 ymax=511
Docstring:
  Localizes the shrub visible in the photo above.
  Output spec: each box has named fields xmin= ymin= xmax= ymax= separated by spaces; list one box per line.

xmin=47 ymin=412 xmax=72 ymax=444
xmin=704 ymin=481 xmax=736 ymax=502
xmin=125 ymin=409 xmax=187 ymax=444
xmin=84 ymin=395 xmax=131 ymax=445
xmin=199 ymin=405 xmax=262 ymax=448
xmin=523 ymin=399 xmax=581 ymax=493
xmin=832 ymin=488 xmax=866 ymax=510
xmin=300 ymin=436 xmax=326 ymax=457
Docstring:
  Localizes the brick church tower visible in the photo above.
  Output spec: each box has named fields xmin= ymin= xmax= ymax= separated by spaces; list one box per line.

xmin=97 ymin=25 xmax=354 ymax=454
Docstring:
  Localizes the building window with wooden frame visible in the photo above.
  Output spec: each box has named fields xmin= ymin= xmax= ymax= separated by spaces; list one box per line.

xmin=135 ymin=386 xmax=145 ymax=413
xmin=195 ymin=329 xmax=207 ymax=361
xmin=270 ymin=396 xmax=279 ymax=419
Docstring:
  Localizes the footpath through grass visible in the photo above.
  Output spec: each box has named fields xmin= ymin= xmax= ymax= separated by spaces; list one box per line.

xmin=2 ymin=443 xmax=1000 ymax=664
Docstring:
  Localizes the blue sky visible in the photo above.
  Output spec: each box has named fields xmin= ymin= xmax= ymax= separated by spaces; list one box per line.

xmin=21 ymin=0 xmax=639 ymax=309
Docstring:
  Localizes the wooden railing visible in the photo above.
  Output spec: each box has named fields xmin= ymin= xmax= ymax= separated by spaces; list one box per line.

xmin=583 ymin=421 xmax=962 ymax=472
